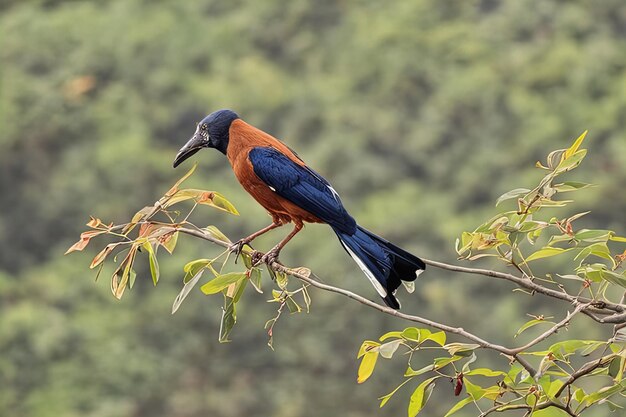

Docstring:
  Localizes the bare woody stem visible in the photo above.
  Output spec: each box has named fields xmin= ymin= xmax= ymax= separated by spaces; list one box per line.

xmin=170 ymin=226 xmax=546 ymax=374
xmin=150 ymin=224 xmax=625 ymax=384
xmin=422 ymin=259 xmax=624 ymax=316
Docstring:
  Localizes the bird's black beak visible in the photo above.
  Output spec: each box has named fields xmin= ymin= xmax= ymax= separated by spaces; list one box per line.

xmin=173 ymin=133 xmax=205 ymax=168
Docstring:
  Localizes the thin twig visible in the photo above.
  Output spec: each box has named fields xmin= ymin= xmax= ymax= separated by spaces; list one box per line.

xmin=479 ymin=403 xmax=530 ymax=417
xmin=552 ymin=354 xmax=615 ymax=399
xmin=511 ymin=303 xmax=590 ymax=354
xmin=422 ymin=258 xmax=624 ymax=316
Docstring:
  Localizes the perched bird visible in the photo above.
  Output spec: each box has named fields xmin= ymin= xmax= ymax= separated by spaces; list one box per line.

xmin=173 ymin=109 xmax=425 ymax=309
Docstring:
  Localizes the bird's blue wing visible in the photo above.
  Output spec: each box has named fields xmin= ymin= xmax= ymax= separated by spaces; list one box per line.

xmin=248 ymin=147 xmax=356 ymax=234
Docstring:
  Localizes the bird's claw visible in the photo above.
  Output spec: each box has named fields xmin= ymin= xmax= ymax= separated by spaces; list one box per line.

xmin=229 ymin=239 xmax=252 ymax=264
xmin=258 ymin=248 xmax=281 ymax=267
xmin=250 ymin=250 xmax=264 ymax=266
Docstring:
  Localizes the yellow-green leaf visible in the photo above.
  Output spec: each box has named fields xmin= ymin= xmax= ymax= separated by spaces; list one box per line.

xmin=200 ymin=272 xmax=247 ymax=295
xmin=204 ymin=225 xmax=231 ymax=243
xmin=524 ymin=247 xmax=573 ymax=263
xmin=142 ymin=241 xmax=159 ymax=286
xmin=161 ymin=231 xmax=178 ymax=254
xmin=564 ymin=130 xmax=588 ymax=160
xmin=514 ymin=318 xmax=556 ymax=338
xmin=206 ymin=192 xmax=239 ymax=215
xmin=556 ymin=149 xmax=587 ymax=172
xmin=357 ymin=351 xmax=378 ymax=384
xmin=172 ymin=269 xmax=204 ymax=314
xmin=408 ymin=377 xmax=438 ymax=417
xmin=443 ymin=397 xmax=473 ymax=417
xmin=496 ymin=188 xmax=531 ymax=207
xmin=249 ymin=268 xmax=263 ymax=293
xmin=218 ymin=296 xmax=236 ymax=343
xmin=166 ymin=162 xmax=197 ymax=196
xmin=425 ymin=331 xmax=446 ymax=346
xmin=464 ymin=368 xmax=507 ymax=377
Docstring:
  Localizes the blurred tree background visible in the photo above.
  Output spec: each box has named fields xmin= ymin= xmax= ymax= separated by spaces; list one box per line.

xmin=1 ymin=1 xmax=625 ymax=416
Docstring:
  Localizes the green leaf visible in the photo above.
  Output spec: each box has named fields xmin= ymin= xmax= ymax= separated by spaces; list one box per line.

xmin=270 ymin=268 xmax=289 ymax=289
xmin=231 ymin=275 xmax=248 ymax=303
xmin=161 ymin=231 xmax=178 ymax=254
xmin=579 ymin=263 xmax=626 ymax=287
xmin=553 ymin=181 xmax=592 ymax=193
xmin=610 ymin=234 xmax=626 ymax=243
xmin=166 ymin=162 xmax=197 ymax=196
xmin=200 ymin=272 xmax=247 ymax=295
xmin=573 ymin=387 xmax=586 ymax=403
xmin=402 ymin=327 xmax=422 ymax=342
xmin=183 ymin=258 xmax=212 ymax=283
xmin=531 ymin=408 xmax=570 ymax=417
xmin=496 ymin=188 xmax=531 ymax=206
xmin=575 ymin=242 xmax=615 ymax=267
xmin=379 ymin=378 xmax=415 ymax=408
xmin=218 ymin=296 xmax=236 ymax=343
xmin=405 ymin=364 xmax=435 ymax=377
xmin=600 ymin=269 xmax=626 ymax=289
xmin=583 ymin=381 xmax=626 ymax=406
xmin=380 ymin=331 xmax=403 ymax=341
xmin=444 ymin=343 xmax=480 ymax=357
xmin=171 ymin=269 xmax=204 ymax=314
xmin=461 ymin=352 xmax=477 ymax=373
xmin=464 ymin=368 xmax=507 ymax=377
xmin=515 ymin=318 xmax=556 ymax=338
xmin=524 ymin=247 xmax=574 ymax=263
xmin=357 ymin=351 xmax=378 ymax=384
xmin=208 ymin=192 xmax=239 ymax=215
xmin=128 ymin=268 xmax=137 ymax=289
xmin=425 ymin=331 xmax=446 ymax=346
xmin=285 ymin=295 xmax=302 ymax=314
xmin=556 ymin=149 xmax=587 ymax=172
xmin=443 ymin=397 xmax=473 ymax=417
xmin=249 ymin=267 xmax=263 ymax=293
xmin=142 ymin=241 xmax=159 ymax=285
xmin=358 ymin=341 xmax=380 ymax=358
xmin=564 ymin=130 xmax=588 ymax=160
xmin=408 ymin=377 xmax=438 ymax=417
xmin=203 ymin=225 xmax=231 ymax=243
xmin=549 ymin=340 xmax=604 ymax=356
xmin=574 ymin=229 xmax=611 ymax=242
xmin=434 ymin=356 xmax=462 ymax=370
xmin=378 ymin=339 xmax=402 ymax=359
xmin=463 ymin=379 xmax=485 ymax=400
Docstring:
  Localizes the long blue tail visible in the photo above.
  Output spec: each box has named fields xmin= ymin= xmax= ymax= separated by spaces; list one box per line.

xmin=334 ymin=226 xmax=425 ymax=309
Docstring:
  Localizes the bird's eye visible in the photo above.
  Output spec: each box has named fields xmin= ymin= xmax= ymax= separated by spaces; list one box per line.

xmin=202 ymin=124 xmax=208 ymax=131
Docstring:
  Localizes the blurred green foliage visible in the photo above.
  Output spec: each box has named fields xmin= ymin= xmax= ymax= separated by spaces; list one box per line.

xmin=1 ymin=1 xmax=625 ymax=416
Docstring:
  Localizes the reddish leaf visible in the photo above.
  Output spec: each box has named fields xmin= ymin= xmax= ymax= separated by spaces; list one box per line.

xmin=454 ymin=373 xmax=464 ymax=396
xmin=86 ymin=216 xmax=103 ymax=228
xmin=65 ymin=237 xmax=91 ymax=254
xmin=90 ymin=244 xmax=115 ymax=269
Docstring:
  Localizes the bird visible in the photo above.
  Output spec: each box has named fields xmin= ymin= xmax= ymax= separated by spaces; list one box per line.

xmin=173 ymin=109 xmax=425 ymax=309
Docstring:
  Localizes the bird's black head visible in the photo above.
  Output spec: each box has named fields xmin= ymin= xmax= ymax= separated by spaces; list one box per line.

xmin=173 ymin=109 xmax=239 ymax=168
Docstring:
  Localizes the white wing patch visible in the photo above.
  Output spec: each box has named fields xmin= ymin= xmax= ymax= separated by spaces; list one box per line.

xmin=268 ymin=186 xmax=276 ymax=192
xmin=341 ymin=239 xmax=387 ymax=297
xmin=327 ymin=185 xmax=340 ymax=202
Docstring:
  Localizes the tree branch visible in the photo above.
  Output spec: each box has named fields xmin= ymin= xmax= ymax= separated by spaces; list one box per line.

xmin=511 ymin=303 xmax=589 ymax=354
xmin=552 ymin=354 xmax=616 ymax=399
xmin=422 ymin=259 xmax=625 ymax=316
xmin=171 ymin=225 xmax=537 ymax=376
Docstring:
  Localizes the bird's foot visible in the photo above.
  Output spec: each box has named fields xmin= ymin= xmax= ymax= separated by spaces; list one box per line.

xmin=259 ymin=247 xmax=281 ymax=266
xmin=229 ymin=239 xmax=252 ymax=264
xmin=250 ymin=250 xmax=264 ymax=266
